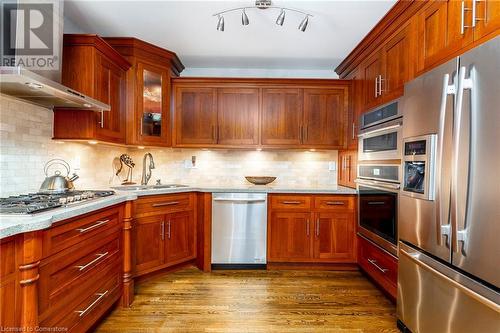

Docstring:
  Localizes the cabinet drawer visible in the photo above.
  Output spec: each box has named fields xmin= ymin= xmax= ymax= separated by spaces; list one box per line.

xmin=40 ymin=266 xmax=121 ymax=331
xmin=38 ymin=232 xmax=121 ymax=319
xmin=270 ymin=195 xmax=311 ymax=210
xmin=358 ymin=235 xmax=398 ymax=299
xmin=42 ymin=206 xmax=122 ymax=257
xmin=134 ymin=193 xmax=193 ymax=217
xmin=314 ymin=195 xmax=355 ymax=211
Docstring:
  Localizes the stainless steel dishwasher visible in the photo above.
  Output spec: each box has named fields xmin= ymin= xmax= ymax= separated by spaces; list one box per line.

xmin=211 ymin=192 xmax=267 ymax=268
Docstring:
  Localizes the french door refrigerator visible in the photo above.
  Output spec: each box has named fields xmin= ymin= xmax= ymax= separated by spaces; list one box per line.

xmin=397 ymin=37 xmax=500 ymax=332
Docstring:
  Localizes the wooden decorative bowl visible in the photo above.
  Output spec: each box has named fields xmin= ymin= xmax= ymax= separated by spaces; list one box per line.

xmin=245 ymin=176 xmax=277 ymax=185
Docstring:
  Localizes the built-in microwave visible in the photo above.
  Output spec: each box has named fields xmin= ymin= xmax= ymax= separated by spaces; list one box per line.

xmin=358 ymin=100 xmax=402 ymax=161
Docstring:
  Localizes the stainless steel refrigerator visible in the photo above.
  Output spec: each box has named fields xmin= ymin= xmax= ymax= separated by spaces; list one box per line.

xmin=397 ymin=36 xmax=500 ymax=332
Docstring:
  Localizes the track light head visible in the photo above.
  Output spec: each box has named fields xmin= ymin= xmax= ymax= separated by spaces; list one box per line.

xmin=276 ymin=8 xmax=285 ymax=26
xmin=298 ymin=15 xmax=309 ymax=32
xmin=217 ymin=15 xmax=225 ymax=31
xmin=242 ymin=9 xmax=249 ymax=26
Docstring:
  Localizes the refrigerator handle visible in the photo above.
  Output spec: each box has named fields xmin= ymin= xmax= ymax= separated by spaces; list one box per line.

xmin=452 ymin=66 xmax=474 ymax=255
xmin=435 ymin=73 xmax=455 ymax=248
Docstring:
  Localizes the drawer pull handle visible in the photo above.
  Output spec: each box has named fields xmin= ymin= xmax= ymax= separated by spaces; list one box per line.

xmin=326 ymin=201 xmax=344 ymax=205
xmin=282 ymin=201 xmax=301 ymax=205
xmin=152 ymin=201 xmax=180 ymax=207
xmin=368 ymin=258 xmax=388 ymax=273
xmin=75 ymin=252 xmax=109 ymax=271
xmin=368 ymin=201 xmax=385 ymax=205
xmin=76 ymin=219 xmax=110 ymax=233
xmin=75 ymin=290 xmax=109 ymax=317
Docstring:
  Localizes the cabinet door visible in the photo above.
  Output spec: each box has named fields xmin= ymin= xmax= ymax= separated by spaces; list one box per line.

xmin=313 ymin=212 xmax=355 ymax=262
xmin=261 ymin=88 xmax=303 ymax=146
xmin=361 ymin=51 xmax=383 ymax=108
xmin=0 ymin=238 xmax=19 ymax=328
xmin=474 ymin=0 xmax=500 ymax=40
xmin=345 ymin=67 xmax=363 ymax=150
xmin=165 ymin=211 xmax=195 ymax=264
xmin=217 ymin=88 xmax=259 ymax=146
xmin=447 ymin=0 xmax=474 ymax=56
xmin=268 ymin=212 xmax=312 ymax=261
xmin=417 ymin=1 xmax=449 ymax=71
xmin=95 ymin=53 xmax=126 ymax=143
xmin=382 ymin=24 xmax=413 ymax=100
xmin=174 ymin=87 xmax=217 ymax=146
xmin=302 ymin=88 xmax=347 ymax=148
xmin=338 ymin=151 xmax=349 ymax=187
xmin=135 ymin=215 xmax=165 ymax=274
xmin=136 ymin=62 xmax=171 ymax=146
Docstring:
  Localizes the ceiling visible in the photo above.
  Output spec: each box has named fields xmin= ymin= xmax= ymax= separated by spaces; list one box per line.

xmin=64 ymin=0 xmax=396 ymax=73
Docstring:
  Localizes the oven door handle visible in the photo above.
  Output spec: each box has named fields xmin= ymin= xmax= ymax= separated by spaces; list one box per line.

xmin=358 ymin=121 xmax=402 ymax=138
xmin=356 ymin=179 xmax=400 ymax=191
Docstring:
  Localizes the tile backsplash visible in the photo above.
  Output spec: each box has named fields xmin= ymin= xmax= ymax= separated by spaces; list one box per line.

xmin=0 ymin=95 xmax=338 ymax=197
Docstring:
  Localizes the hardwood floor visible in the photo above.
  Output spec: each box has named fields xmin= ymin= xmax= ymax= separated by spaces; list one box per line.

xmin=95 ymin=267 xmax=398 ymax=333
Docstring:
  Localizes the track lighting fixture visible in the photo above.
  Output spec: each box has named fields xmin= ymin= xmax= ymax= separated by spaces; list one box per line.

xmin=242 ymin=9 xmax=249 ymax=26
xmin=298 ymin=15 xmax=309 ymax=32
xmin=216 ymin=15 xmax=224 ymax=31
xmin=276 ymin=8 xmax=285 ymax=26
xmin=213 ymin=0 xmax=312 ymax=32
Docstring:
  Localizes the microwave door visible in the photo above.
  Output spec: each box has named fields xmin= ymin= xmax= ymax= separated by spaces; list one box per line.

xmin=451 ymin=38 xmax=500 ymax=288
xmin=399 ymin=57 xmax=457 ymax=263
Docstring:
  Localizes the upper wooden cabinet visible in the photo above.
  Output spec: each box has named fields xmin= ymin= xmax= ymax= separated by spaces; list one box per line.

xmin=344 ymin=66 xmax=363 ymax=150
xmin=302 ymin=88 xmax=347 ymax=148
xmin=261 ymin=88 xmax=303 ymax=146
xmin=474 ymin=0 xmax=500 ymax=40
xmin=172 ymin=79 xmax=350 ymax=149
xmin=338 ymin=150 xmax=357 ymax=189
xmin=217 ymin=88 xmax=260 ymax=146
xmin=174 ymin=87 xmax=217 ymax=146
xmin=104 ymin=37 xmax=184 ymax=147
xmin=53 ymin=34 xmax=131 ymax=144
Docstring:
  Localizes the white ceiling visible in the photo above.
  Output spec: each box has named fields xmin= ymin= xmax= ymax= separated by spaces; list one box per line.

xmin=64 ymin=0 xmax=395 ymax=73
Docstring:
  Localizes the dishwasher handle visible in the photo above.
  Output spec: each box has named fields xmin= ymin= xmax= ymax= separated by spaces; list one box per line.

xmin=213 ymin=198 xmax=266 ymax=203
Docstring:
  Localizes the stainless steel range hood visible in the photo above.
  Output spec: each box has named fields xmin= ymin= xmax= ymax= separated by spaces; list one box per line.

xmin=0 ymin=66 xmax=110 ymax=111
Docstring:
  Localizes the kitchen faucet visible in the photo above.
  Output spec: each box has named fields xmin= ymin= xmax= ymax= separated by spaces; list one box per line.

xmin=141 ymin=153 xmax=155 ymax=185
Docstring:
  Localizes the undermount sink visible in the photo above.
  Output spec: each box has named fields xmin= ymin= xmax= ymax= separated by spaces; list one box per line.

xmin=112 ymin=184 xmax=189 ymax=191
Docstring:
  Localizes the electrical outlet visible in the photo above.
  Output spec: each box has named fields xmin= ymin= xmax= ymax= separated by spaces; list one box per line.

xmin=328 ymin=161 xmax=336 ymax=171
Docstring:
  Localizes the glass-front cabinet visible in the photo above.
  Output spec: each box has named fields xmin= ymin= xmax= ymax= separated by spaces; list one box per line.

xmin=136 ymin=62 xmax=171 ymax=146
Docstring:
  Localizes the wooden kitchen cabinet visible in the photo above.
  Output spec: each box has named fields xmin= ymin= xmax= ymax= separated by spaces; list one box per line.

xmin=164 ymin=211 xmax=196 ymax=265
xmin=344 ymin=66 xmax=363 ymax=150
xmin=267 ymin=194 xmax=356 ymax=264
xmin=474 ymin=0 xmax=500 ymax=40
xmin=53 ymin=34 xmax=131 ymax=144
xmin=174 ymin=87 xmax=218 ymax=146
xmin=302 ymin=88 xmax=348 ymax=148
xmin=217 ymin=88 xmax=260 ymax=146
xmin=135 ymin=215 xmax=165 ymax=274
xmin=338 ymin=150 xmax=357 ymax=189
xmin=104 ymin=37 xmax=184 ymax=147
xmin=133 ymin=193 xmax=196 ymax=276
xmin=361 ymin=51 xmax=383 ymax=109
xmin=261 ymin=88 xmax=303 ymax=146
xmin=313 ymin=212 xmax=355 ymax=261
xmin=268 ymin=212 xmax=313 ymax=261
xmin=0 ymin=236 xmax=19 ymax=329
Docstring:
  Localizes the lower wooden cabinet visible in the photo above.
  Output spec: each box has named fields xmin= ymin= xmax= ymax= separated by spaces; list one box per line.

xmin=268 ymin=194 xmax=356 ymax=264
xmin=0 ymin=236 xmax=19 ymax=329
xmin=134 ymin=194 xmax=196 ymax=276
xmin=357 ymin=235 xmax=398 ymax=300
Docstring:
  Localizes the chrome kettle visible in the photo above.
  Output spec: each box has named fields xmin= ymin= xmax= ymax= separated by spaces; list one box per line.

xmin=39 ymin=159 xmax=79 ymax=193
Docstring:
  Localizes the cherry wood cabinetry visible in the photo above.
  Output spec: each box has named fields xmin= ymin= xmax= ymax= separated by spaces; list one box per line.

xmin=302 ymin=88 xmax=347 ymax=147
xmin=133 ymin=193 xmax=196 ymax=276
xmin=261 ymin=88 xmax=303 ymax=146
xmin=474 ymin=0 xmax=500 ymax=40
xmin=217 ymin=88 xmax=260 ymax=146
xmin=358 ymin=235 xmax=398 ymax=301
xmin=172 ymin=79 xmax=350 ymax=149
xmin=267 ymin=194 xmax=356 ymax=264
xmin=344 ymin=66 xmax=363 ymax=150
xmin=104 ymin=37 xmax=184 ymax=147
xmin=53 ymin=34 xmax=131 ymax=144
xmin=338 ymin=150 xmax=357 ymax=189
xmin=0 ymin=236 xmax=20 ymax=329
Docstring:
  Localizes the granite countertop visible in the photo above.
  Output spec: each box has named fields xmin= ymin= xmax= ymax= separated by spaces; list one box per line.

xmin=0 ymin=184 xmax=356 ymax=239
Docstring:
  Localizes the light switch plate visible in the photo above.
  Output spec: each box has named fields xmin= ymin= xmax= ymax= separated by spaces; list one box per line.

xmin=328 ymin=161 xmax=336 ymax=171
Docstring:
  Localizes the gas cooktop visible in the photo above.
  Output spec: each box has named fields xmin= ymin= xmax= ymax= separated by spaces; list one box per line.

xmin=0 ymin=190 xmax=115 ymax=215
